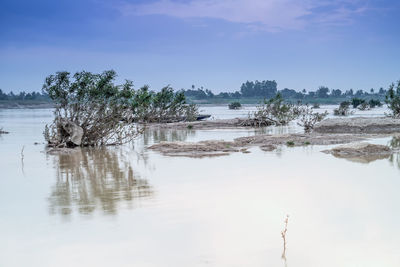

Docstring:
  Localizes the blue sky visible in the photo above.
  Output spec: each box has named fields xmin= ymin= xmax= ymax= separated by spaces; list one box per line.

xmin=1 ymin=0 xmax=399 ymax=93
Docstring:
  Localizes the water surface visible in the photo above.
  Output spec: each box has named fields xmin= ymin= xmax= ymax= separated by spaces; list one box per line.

xmin=1 ymin=107 xmax=400 ymax=267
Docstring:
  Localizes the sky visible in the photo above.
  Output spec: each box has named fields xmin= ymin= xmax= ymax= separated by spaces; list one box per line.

xmin=1 ymin=0 xmax=400 ymax=93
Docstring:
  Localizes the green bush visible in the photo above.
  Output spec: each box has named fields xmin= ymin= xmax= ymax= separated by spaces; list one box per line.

xmin=351 ymin=98 xmax=365 ymax=108
xmin=334 ymin=101 xmax=352 ymax=116
xmin=369 ymin=99 xmax=382 ymax=108
xmin=228 ymin=102 xmax=242 ymax=110
xmin=386 ymin=80 xmax=400 ymax=117
xmin=286 ymin=141 xmax=295 ymax=147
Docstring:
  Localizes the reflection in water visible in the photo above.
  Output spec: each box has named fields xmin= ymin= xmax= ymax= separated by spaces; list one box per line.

xmin=281 ymin=215 xmax=289 ymax=267
xmin=343 ymin=154 xmax=391 ymax=164
xmin=328 ymin=136 xmax=400 ymax=165
xmin=142 ymin=127 xmax=195 ymax=145
xmin=48 ymin=148 xmax=153 ymax=216
xmin=388 ymin=137 xmax=400 ymax=169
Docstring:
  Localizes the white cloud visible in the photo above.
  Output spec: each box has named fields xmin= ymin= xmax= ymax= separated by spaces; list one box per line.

xmin=118 ymin=0 xmax=369 ymax=32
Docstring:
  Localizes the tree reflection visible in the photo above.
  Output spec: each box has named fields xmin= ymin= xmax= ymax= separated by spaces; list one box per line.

xmin=388 ymin=137 xmax=400 ymax=169
xmin=48 ymin=147 xmax=153 ymax=217
xmin=142 ymin=127 xmax=195 ymax=146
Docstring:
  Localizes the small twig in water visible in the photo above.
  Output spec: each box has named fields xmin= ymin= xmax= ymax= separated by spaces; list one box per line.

xmin=21 ymin=146 xmax=25 ymax=175
xmin=281 ymin=215 xmax=289 ymax=264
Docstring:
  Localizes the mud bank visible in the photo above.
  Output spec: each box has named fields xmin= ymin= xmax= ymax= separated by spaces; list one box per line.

xmin=149 ymin=117 xmax=400 ymax=134
xmin=314 ymin=117 xmax=400 ymax=134
xmin=148 ymin=133 xmax=379 ymax=157
xmin=148 ymin=140 xmax=248 ymax=157
xmin=147 ymin=118 xmax=251 ymax=130
xmin=322 ymin=142 xmax=394 ymax=163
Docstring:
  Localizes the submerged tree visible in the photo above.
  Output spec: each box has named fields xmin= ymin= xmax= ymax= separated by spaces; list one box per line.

xmin=334 ymin=101 xmax=352 ymax=116
xmin=43 ymin=70 xmax=200 ymax=147
xmin=297 ymin=105 xmax=328 ymax=132
xmin=228 ymin=101 xmax=242 ymax=110
xmin=386 ymin=80 xmax=400 ymax=117
xmin=130 ymin=86 xmax=198 ymax=123
xmin=241 ymin=93 xmax=298 ymax=127
xmin=0 ymin=127 xmax=9 ymax=134
xmin=43 ymin=70 xmax=140 ymax=147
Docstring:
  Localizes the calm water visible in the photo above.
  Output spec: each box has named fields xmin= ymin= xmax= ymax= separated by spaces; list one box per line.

xmin=1 ymin=106 xmax=400 ymax=267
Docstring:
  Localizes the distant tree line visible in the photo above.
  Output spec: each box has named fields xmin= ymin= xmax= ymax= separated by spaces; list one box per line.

xmin=0 ymin=89 xmax=51 ymax=101
xmin=1 ymin=79 xmax=389 ymax=104
xmin=182 ymin=80 xmax=388 ymax=102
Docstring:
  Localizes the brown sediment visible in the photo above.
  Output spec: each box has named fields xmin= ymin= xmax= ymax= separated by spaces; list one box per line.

xmin=148 ymin=140 xmax=240 ymax=158
xmin=148 ymin=132 xmax=384 ymax=157
xmin=314 ymin=117 xmax=400 ymax=134
xmin=148 ymin=116 xmax=400 ymax=134
xmin=147 ymin=117 xmax=400 ymax=157
xmin=322 ymin=142 xmax=393 ymax=158
xmin=146 ymin=118 xmax=252 ymax=130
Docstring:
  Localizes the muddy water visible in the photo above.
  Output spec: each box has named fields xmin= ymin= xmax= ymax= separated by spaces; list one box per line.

xmin=1 ymin=107 xmax=400 ymax=267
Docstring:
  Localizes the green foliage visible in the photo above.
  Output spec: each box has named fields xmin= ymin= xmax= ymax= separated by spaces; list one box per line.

xmin=386 ymin=80 xmax=400 ymax=117
xmin=43 ymin=70 xmax=138 ymax=147
xmin=184 ymin=104 xmax=199 ymax=122
xmin=228 ymin=102 xmax=242 ymax=110
xmin=286 ymin=141 xmax=295 ymax=146
xmin=240 ymin=93 xmax=297 ymax=127
xmin=358 ymin=102 xmax=369 ymax=110
xmin=254 ymin=93 xmax=298 ymax=125
xmin=316 ymin=86 xmax=330 ymax=98
xmin=131 ymin=86 xmax=198 ymax=123
xmin=369 ymin=99 xmax=382 ymax=108
xmin=240 ymin=80 xmax=277 ymax=98
xmin=351 ymin=98 xmax=381 ymax=110
xmin=297 ymin=105 xmax=328 ymax=132
xmin=312 ymin=103 xmax=320 ymax=109
xmin=334 ymin=101 xmax=352 ymax=116
xmin=42 ymin=70 xmax=198 ymax=147
xmin=351 ymin=98 xmax=365 ymax=108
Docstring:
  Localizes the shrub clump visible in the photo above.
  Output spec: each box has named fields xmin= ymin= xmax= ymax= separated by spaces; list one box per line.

xmin=369 ymin=99 xmax=382 ymax=108
xmin=245 ymin=93 xmax=298 ymax=126
xmin=297 ymin=105 xmax=328 ymax=132
xmin=286 ymin=141 xmax=295 ymax=147
xmin=240 ymin=94 xmax=328 ymax=132
xmin=312 ymin=103 xmax=320 ymax=109
xmin=228 ymin=102 xmax=242 ymax=110
xmin=43 ymin=70 xmax=141 ymax=147
xmin=43 ymin=70 xmax=199 ymax=147
xmin=351 ymin=98 xmax=382 ymax=110
xmin=386 ymin=80 xmax=400 ymax=118
xmin=131 ymin=85 xmax=198 ymax=123
xmin=334 ymin=101 xmax=352 ymax=116
xmin=0 ymin=127 xmax=9 ymax=134
xmin=351 ymin=98 xmax=365 ymax=108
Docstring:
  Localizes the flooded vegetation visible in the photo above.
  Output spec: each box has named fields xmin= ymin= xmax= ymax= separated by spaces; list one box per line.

xmin=4 ymin=0 xmax=400 ymax=264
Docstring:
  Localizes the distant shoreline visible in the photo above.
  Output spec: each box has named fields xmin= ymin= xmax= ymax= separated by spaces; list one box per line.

xmin=0 ymin=101 xmax=54 ymax=109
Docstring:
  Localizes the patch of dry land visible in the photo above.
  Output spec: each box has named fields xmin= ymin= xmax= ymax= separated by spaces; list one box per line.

xmin=313 ymin=117 xmax=400 ymax=134
xmin=148 ymin=117 xmax=400 ymax=158
xmin=147 ymin=118 xmax=259 ymax=130
xmin=321 ymin=142 xmax=395 ymax=163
